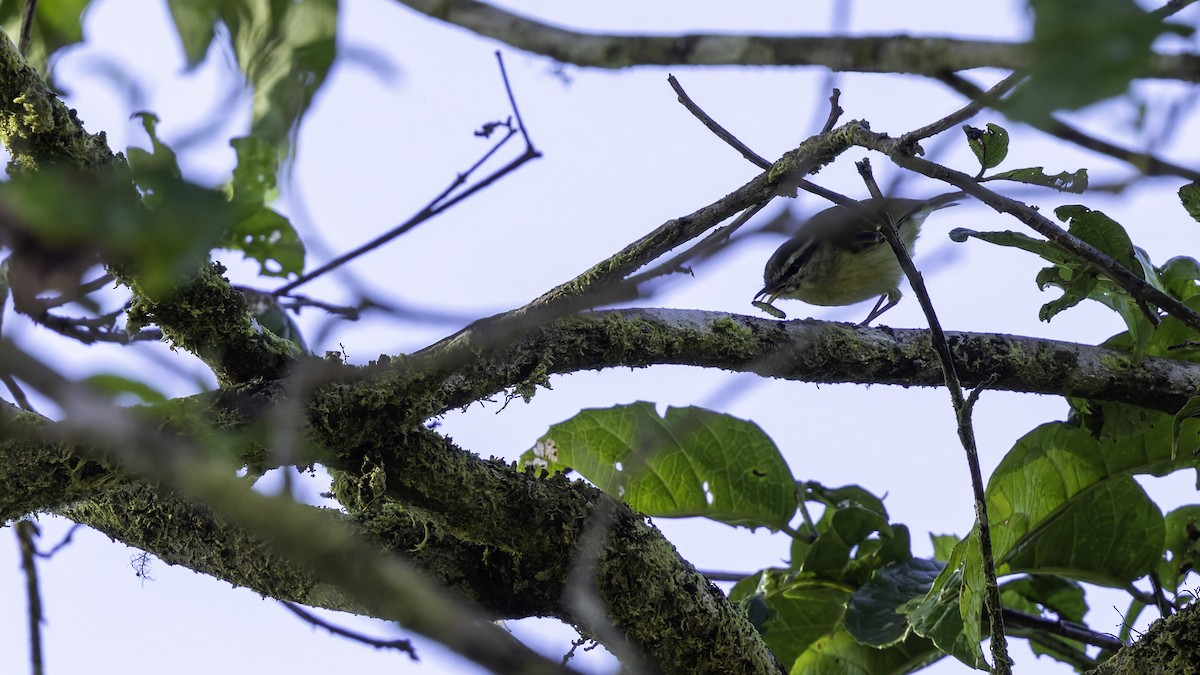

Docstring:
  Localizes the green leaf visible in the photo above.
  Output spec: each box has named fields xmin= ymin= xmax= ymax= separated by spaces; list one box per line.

xmin=803 ymin=504 xmax=891 ymax=578
xmin=756 ymin=572 xmax=854 ymax=667
xmin=1172 ymin=395 xmax=1200 ymax=461
xmin=1156 ymin=505 xmax=1200 ymax=593
xmin=1055 ymin=205 xmax=1141 ymax=276
xmin=523 ymin=402 xmax=797 ymax=529
xmin=128 ymin=112 xmax=183 ymax=207
xmin=1008 ymin=0 xmax=1188 ymax=121
xmin=930 ymin=534 xmax=958 ymax=563
xmin=165 ymin=0 xmax=339 ymax=160
xmin=1037 ymin=266 xmax=1096 ymax=323
xmin=222 ymin=136 xmax=305 ymax=278
xmin=84 ymin=373 xmax=168 ymax=405
xmin=728 ymin=569 xmax=858 ymax=668
xmin=228 ymin=135 xmax=279 ymax=205
xmin=0 ymin=165 xmax=230 ymax=299
xmin=903 ymin=535 xmax=987 ymax=670
xmin=791 ymin=629 xmax=943 ymax=675
xmin=165 ymin=1 xmax=219 ymax=68
xmin=999 ymin=575 xmax=1086 ymax=623
xmin=948 ymin=228 xmax=1068 ymax=265
xmin=846 ymin=558 xmax=943 ymax=648
xmin=1181 ymin=182 xmax=1200 ymax=223
xmin=227 ymin=206 xmax=305 ymax=278
xmin=963 ymin=123 xmax=1009 ymax=170
xmin=987 ymin=423 xmax=1166 ymax=586
xmin=988 ymin=167 xmax=1088 ymax=193
xmin=1159 ymin=256 xmax=1200 ymax=301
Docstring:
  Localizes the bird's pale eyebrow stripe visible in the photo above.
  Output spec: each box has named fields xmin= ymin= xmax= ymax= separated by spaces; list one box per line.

xmin=779 ymin=240 xmax=817 ymax=285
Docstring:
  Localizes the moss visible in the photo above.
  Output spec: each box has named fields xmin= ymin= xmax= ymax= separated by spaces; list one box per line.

xmin=769 ymin=120 xmax=861 ymax=185
xmin=125 ymin=261 xmax=297 ymax=385
xmin=0 ymin=410 xmax=124 ymax=520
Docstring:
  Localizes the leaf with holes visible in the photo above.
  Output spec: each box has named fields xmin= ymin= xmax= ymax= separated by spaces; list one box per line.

xmin=522 ymin=402 xmax=796 ymax=530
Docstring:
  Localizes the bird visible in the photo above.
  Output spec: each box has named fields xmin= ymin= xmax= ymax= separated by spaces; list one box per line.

xmin=753 ymin=193 xmax=960 ymax=325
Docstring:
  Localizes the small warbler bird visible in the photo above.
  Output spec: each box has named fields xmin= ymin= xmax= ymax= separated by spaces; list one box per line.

xmin=753 ymin=193 xmax=960 ymax=324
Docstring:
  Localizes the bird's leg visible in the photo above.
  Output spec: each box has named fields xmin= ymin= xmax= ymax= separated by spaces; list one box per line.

xmin=859 ymin=290 xmax=900 ymax=325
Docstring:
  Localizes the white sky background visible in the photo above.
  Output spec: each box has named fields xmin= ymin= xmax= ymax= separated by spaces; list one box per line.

xmin=2 ymin=1 xmax=1199 ymax=673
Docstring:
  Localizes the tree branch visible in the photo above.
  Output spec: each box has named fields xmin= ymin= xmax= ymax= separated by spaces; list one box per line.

xmin=395 ymin=0 xmax=1200 ymax=82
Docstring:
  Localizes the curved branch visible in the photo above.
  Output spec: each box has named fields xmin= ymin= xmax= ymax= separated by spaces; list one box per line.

xmin=419 ymin=308 xmax=1200 ymax=416
xmin=396 ymin=0 xmax=1200 ymax=82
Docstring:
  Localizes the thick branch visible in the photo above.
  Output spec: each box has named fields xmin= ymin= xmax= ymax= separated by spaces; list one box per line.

xmin=0 ymin=34 xmax=296 ymax=386
xmin=397 ymin=0 xmax=1200 ymax=82
xmin=61 ymin=483 xmax=562 ymax=620
xmin=419 ymin=308 xmax=1200 ymax=416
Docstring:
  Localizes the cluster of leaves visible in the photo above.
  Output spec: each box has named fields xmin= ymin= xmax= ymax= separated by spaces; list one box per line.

xmin=526 ymin=379 xmax=1200 ymax=672
xmin=519 ymin=121 xmax=1200 ymax=671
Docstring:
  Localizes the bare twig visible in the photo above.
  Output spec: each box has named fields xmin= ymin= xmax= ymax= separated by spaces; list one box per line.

xmin=937 ymin=72 xmax=1200 ymax=182
xmin=2 ymin=372 xmax=34 ymax=411
xmin=818 ymin=88 xmax=843 ymax=134
xmin=1003 ymin=607 xmax=1124 ymax=651
xmin=37 ymin=523 xmax=82 ymax=558
xmin=16 ymin=520 xmax=45 ymax=675
xmin=850 ymin=124 xmax=1200 ymax=334
xmin=856 ymin=159 xmax=1010 ymax=674
xmin=669 ymin=74 xmax=771 ymax=168
xmin=273 ymin=52 xmax=541 ymax=297
xmin=18 ymin=0 xmax=37 ymax=56
xmin=38 ymin=273 xmax=114 ymax=309
xmin=34 ymin=309 xmax=162 ymax=344
xmin=623 ymin=200 xmax=771 ymax=288
xmin=903 ymin=72 xmax=1024 ymax=144
xmin=1152 ymin=0 xmax=1199 ymax=18
xmin=281 ymin=601 xmax=418 ymax=657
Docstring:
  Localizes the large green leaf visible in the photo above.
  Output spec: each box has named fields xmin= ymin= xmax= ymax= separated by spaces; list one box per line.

xmin=790 ymin=627 xmax=943 ymax=675
xmin=986 ymin=423 xmax=1165 ymax=586
xmin=846 ymin=558 xmax=943 ymax=648
xmin=1156 ymin=505 xmax=1200 ymax=593
xmin=1008 ymin=0 xmax=1188 ymax=121
xmin=165 ymin=0 xmax=338 ymax=159
xmin=730 ymin=570 xmax=854 ymax=667
xmin=904 ymin=533 xmax=987 ymax=670
xmin=0 ymin=165 xmax=229 ymax=300
xmin=523 ymin=402 xmax=796 ymax=529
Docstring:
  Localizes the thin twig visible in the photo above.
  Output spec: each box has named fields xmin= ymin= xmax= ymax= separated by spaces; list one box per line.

xmin=903 ymin=72 xmax=1024 ymax=144
xmin=809 ymin=0 xmax=851 ymax=134
xmin=34 ymin=310 xmax=162 ymax=344
xmin=2 ymin=372 xmax=34 ymax=411
xmin=17 ymin=520 xmax=45 ymax=675
xmin=18 ymin=0 xmax=37 ymax=56
xmin=281 ymin=601 xmax=418 ymax=657
xmin=623 ymin=200 xmax=771 ymax=288
xmin=1152 ymin=0 xmax=1198 ymax=18
xmin=850 ymin=124 xmax=1200 ymax=334
xmin=937 ymin=72 xmax=1200 ymax=182
xmin=856 ymin=159 xmax=1011 ymax=674
xmin=818 ymin=88 xmax=843 ymax=134
xmin=273 ymin=52 xmax=541 ymax=297
xmin=669 ymin=74 xmax=772 ymax=168
xmin=1003 ymin=607 xmax=1124 ymax=651
xmin=38 ymin=273 xmax=114 ymax=309
xmin=38 ymin=523 xmax=82 ymax=558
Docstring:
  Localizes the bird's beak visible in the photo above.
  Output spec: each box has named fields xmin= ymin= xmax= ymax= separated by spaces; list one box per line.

xmin=754 ymin=286 xmax=780 ymax=304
